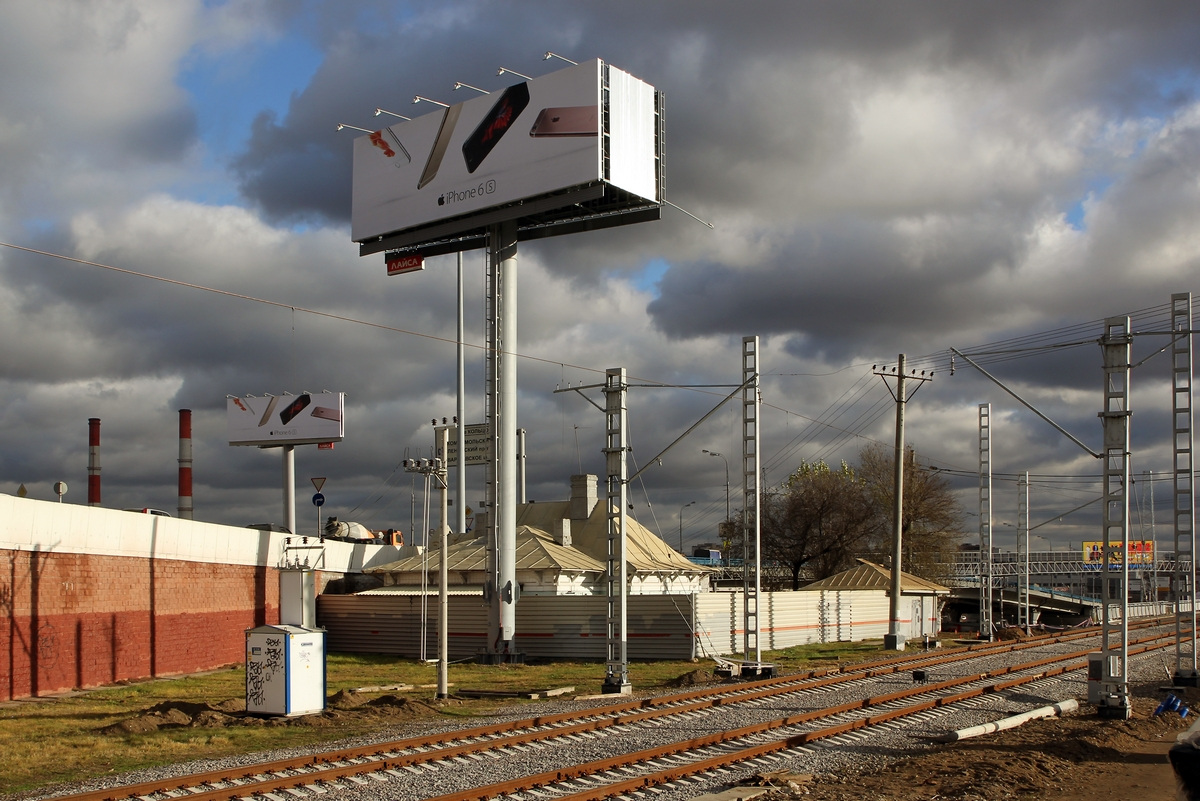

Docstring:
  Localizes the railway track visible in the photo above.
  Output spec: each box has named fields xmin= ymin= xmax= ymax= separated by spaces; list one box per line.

xmin=56 ymin=621 xmax=1182 ymax=801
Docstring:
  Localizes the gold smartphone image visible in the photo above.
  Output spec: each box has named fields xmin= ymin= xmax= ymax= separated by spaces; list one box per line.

xmin=418 ymin=104 xmax=462 ymax=189
xmin=258 ymin=396 xmax=279 ymax=427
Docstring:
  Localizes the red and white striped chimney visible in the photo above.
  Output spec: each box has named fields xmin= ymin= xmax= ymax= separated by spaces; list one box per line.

xmin=87 ymin=417 xmax=101 ymax=506
xmin=178 ymin=409 xmax=193 ymax=519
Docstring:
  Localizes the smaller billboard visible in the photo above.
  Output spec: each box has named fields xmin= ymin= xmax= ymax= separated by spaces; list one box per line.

xmin=228 ymin=392 xmax=345 ymax=447
xmin=1081 ymin=540 xmax=1155 ymax=570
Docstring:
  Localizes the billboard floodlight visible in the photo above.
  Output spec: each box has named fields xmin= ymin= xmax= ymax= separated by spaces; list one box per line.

xmin=543 ymin=52 xmax=577 ymax=65
xmin=375 ymin=108 xmax=411 ymax=120
xmin=453 ymin=81 xmax=489 ymax=95
xmin=496 ymin=67 xmax=532 ymax=80
xmin=413 ymin=95 xmax=449 ymax=107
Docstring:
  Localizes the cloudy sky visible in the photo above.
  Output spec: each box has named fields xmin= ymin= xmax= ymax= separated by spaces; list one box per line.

xmin=2 ymin=1 xmax=1199 ymax=554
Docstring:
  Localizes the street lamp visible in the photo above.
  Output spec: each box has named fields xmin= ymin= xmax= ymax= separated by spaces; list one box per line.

xmin=703 ymin=449 xmax=730 ymax=535
xmin=678 ymin=500 xmax=695 ymax=553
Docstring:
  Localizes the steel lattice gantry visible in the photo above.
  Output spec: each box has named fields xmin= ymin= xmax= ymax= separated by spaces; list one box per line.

xmin=1097 ymin=316 xmax=1132 ymax=719
xmin=1172 ymin=292 xmax=1198 ymax=684
xmin=740 ymin=336 xmax=765 ymax=674
xmin=602 ymin=367 xmax=631 ymax=694
xmin=978 ymin=403 xmax=994 ymax=640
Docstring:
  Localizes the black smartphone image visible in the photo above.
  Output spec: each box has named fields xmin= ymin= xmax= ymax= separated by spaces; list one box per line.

xmin=418 ymin=104 xmax=462 ymax=190
xmin=279 ymin=394 xmax=311 ymax=425
xmin=462 ymin=82 xmax=530 ymax=173
xmin=529 ymin=106 xmax=598 ymax=137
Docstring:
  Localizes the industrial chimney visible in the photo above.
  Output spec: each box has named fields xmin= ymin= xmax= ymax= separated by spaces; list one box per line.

xmin=178 ymin=409 xmax=193 ymax=519
xmin=87 ymin=418 xmax=101 ymax=506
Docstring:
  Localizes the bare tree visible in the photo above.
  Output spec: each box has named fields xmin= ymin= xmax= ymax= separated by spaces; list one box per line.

xmin=857 ymin=442 xmax=964 ymax=583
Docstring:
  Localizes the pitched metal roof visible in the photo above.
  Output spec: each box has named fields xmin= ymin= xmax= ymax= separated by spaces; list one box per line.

xmin=365 ymin=497 xmax=710 ymax=577
xmin=800 ymin=559 xmax=949 ymax=594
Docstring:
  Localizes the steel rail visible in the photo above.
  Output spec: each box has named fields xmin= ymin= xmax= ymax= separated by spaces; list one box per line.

xmin=428 ymin=633 xmax=1180 ymax=801
xmin=56 ymin=619 xmax=1174 ymax=801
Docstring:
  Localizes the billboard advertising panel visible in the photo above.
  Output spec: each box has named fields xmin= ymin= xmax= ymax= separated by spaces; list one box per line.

xmin=1081 ymin=540 xmax=1154 ymax=570
xmin=351 ymin=59 xmax=659 ymax=249
xmin=228 ymin=392 xmax=345 ymax=447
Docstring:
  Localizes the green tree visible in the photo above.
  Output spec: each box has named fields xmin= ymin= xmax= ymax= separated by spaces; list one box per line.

xmin=760 ymin=460 xmax=876 ymax=589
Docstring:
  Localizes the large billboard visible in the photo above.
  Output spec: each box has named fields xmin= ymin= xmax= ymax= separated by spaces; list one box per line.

xmin=351 ymin=59 xmax=661 ymax=256
xmin=227 ymin=392 xmax=345 ymax=447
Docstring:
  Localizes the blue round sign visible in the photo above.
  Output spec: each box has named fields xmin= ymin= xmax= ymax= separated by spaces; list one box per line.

xmin=312 ymin=492 xmax=325 ymax=507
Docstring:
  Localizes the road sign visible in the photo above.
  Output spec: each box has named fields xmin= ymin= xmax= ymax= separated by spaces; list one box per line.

xmin=440 ymin=423 xmax=492 ymax=467
xmin=312 ymin=477 xmax=327 ymax=492
xmin=312 ymin=492 xmax=325 ymax=507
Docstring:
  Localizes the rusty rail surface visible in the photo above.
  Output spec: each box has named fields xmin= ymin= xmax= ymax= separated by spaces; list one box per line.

xmin=57 ymin=620 xmax=1175 ymax=801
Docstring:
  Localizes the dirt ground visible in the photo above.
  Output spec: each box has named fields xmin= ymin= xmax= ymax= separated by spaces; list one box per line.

xmin=747 ymin=683 xmax=1200 ymax=801
xmin=87 ymin=681 xmax=1200 ymax=801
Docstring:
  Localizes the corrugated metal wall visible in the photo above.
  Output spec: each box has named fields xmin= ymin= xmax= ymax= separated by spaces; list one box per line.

xmin=317 ymin=593 xmax=698 ymax=660
xmin=693 ymin=589 xmax=896 ymax=655
xmin=318 ymin=589 xmax=939 ymax=660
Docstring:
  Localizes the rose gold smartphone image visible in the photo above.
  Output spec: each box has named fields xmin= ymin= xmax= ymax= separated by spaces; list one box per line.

xmin=311 ymin=406 xmax=342 ymax=422
xmin=529 ymin=105 xmax=598 ymax=137
xmin=418 ymin=104 xmax=462 ymax=189
xmin=369 ymin=127 xmax=411 ymax=165
xmin=258 ymin=396 xmax=279 ymax=427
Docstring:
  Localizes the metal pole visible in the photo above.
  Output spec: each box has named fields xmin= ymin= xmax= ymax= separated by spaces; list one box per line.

xmin=491 ymin=220 xmax=519 ymax=654
xmin=887 ymin=354 xmax=907 ymax=650
xmin=518 ymin=428 xmax=527 ymax=504
xmin=703 ymin=449 xmax=730 ymax=544
xmin=420 ymin=471 xmax=430 ymax=662
xmin=456 ymin=251 xmax=467 ymax=540
xmin=437 ymin=426 xmax=450 ymax=698
xmin=678 ymin=500 xmax=694 ymax=553
xmin=283 ymin=444 xmax=296 ymax=538
xmin=1019 ymin=471 xmax=1030 ymax=632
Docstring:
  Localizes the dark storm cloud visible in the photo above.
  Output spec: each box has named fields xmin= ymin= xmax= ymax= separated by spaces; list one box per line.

xmin=231 ymin=2 xmax=1200 ymax=226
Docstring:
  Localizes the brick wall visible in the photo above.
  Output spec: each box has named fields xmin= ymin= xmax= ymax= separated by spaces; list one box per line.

xmin=1 ymin=549 xmax=281 ymax=701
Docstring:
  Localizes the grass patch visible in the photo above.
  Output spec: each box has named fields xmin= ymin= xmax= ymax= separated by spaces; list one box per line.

xmin=0 ymin=641 xmax=908 ymax=795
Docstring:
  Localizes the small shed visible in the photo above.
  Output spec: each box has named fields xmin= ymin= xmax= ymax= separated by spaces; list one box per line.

xmin=801 ymin=559 xmax=949 ymax=639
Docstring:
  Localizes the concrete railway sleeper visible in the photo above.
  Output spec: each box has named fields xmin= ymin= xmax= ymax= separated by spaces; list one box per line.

xmin=54 ymin=620 xmax=1180 ymax=801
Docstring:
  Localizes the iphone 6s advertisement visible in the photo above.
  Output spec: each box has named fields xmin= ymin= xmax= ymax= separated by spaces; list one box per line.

xmin=351 ymin=59 xmax=658 ymax=245
xmin=227 ymin=391 xmax=345 ymax=447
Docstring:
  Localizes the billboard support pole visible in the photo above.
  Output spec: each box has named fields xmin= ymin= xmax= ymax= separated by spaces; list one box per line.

xmin=484 ymin=220 xmax=522 ymax=661
xmin=283 ymin=445 xmax=296 ymax=538
xmin=457 ymin=252 xmax=468 ymax=539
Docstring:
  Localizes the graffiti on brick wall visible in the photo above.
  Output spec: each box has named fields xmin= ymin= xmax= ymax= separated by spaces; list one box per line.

xmin=37 ymin=621 xmax=59 ymax=670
